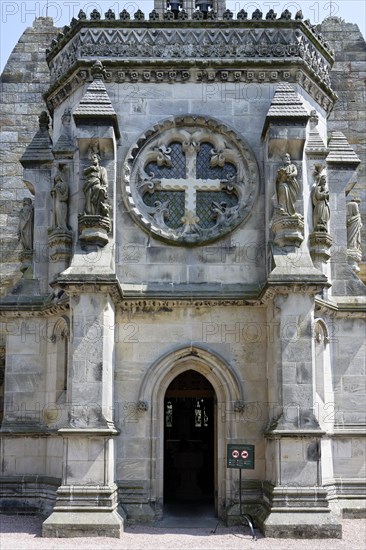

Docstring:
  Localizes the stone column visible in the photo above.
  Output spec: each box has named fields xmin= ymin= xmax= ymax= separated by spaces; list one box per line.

xmin=42 ymin=287 xmax=123 ymax=537
xmin=262 ymin=290 xmax=341 ymax=538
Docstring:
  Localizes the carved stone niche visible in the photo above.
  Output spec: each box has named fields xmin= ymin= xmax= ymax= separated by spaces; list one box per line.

xmin=346 ymin=198 xmax=362 ymax=274
xmin=122 ymin=116 xmax=260 ymax=245
xmin=309 ymin=165 xmax=332 ymax=265
xmin=270 ymin=155 xmax=304 ymax=247
xmin=48 ymin=163 xmax=73 ymax=264
xmin=78 ymin=143 xmax=112 ymax=247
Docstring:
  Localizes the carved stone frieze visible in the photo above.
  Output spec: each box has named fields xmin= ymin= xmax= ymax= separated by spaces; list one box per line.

xmin=119 ymin=286 xmax=335 ymax=313
xmin=0 ymin=301 xmax=70 ymax=318
xmin=48 ymin=26 xmax=333 ymax=88
xmin=120 ymin=298 xmax=256 ymax=314
xmin=45 ymin=66 xmax=334 ymax=114
xmin=54 ymin=280 xmax=122 ymax=305
xmin=315 ymin=298 xmax=366 ymax=319
xmin=49 ymin=25 xmax=331 ymax=77
xmin=258 ymin=283 xmax=328 ymax=305
xmin=122 ymin=115 xmax=260 ymax=245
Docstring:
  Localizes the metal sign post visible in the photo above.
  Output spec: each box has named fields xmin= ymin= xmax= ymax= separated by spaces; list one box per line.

xmin=227 ymin=444 xmax=257 ymax=541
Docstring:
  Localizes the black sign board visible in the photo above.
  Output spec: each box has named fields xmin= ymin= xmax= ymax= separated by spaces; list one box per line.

xmin=227 ymin=444 xmax=255 ymax=469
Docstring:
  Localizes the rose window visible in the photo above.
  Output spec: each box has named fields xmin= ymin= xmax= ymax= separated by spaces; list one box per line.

xmin=122 ymin=116 xmax=259 ymax=245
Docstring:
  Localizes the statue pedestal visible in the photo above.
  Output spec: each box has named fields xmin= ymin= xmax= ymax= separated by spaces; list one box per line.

xmin=347 ymin=247 xmax=362 ymax=273
xmin=271 ymin=212 xmax=304 ymax=248
xmin=174 ymin=450 xmax=203 ymax=500
xmin=309 ymin=231 xmax=333 ymax=265
xmin=20 ymin=250 xmax=33 ymax=273
xmin=48 ymin=227 xmax=73 ymax=261
xmin=78 ymin=214 xmax=111 ymax=247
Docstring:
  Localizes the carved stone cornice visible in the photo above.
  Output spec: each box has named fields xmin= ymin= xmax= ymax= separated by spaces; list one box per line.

xmin=120 ymin=298 xmax=260 ymax=314
xmin=331 ymin=426 xmax=366 ymax=436
xmin=257 ymin=281 xmax=330 ymax=305
xmin=55 ymin=274 xmax=123 ymax=304
xmin=44 ymin=21 xmax=336 ymax=113
xmin=118 ymin=286 xmax=334 ymax=314
xmin=46 ymin=20 xmax=334 ymax=66
xmin=315 ymin=297 xmax=366 ymax=319
xmin=45 ymin=66 xmax=335 ymax=114
xmin=0 ymin=296 xmax=69 ymax=318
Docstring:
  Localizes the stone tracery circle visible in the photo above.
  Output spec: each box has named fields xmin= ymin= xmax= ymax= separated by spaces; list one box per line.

xmin=122 ymin=115 xmax=260 ymax=245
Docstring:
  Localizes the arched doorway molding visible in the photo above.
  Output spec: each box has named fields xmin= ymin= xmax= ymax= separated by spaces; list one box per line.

xmin=138 ymin=344 xmax=244 ymax=518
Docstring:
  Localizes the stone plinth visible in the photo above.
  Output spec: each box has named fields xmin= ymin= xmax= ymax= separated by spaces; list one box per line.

xmin=78 ymin=214 xmax=111 ymax=247
xmin=42 ymin=429 xmax=123 ymax=538
xmin=42 ymin=509 xmax=123 ymax=538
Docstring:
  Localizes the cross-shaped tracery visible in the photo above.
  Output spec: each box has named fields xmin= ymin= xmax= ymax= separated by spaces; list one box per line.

xmin=123 ymin=116 xmax=259 ymax=245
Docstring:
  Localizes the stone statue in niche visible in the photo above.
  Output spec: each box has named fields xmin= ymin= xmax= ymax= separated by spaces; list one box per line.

xmin=347 ymin=199 xmax=362 ymax=252
xmin=51 ymin=165 xmax=69 ymax=229
xmin=275 ymin=153 xmax=301 ymax=217
xmin=271 ymin=153 xmax=304 ymax=247
xmin=18 ymin=197 xmax=34 ymax=251
xmin=312 ymin=165 xmax=330 ymax=232
xmin=83 ymin=153 xmax=110 ymax=217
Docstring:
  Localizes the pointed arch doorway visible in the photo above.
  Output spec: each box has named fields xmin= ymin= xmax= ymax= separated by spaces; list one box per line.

xmin=138 ymin=345 xmax=244 ymax=520
xmin=163 ymin=370 xmax=216 ymax=515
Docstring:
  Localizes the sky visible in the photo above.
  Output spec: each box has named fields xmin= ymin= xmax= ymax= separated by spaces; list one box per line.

xmin=1 ymin=0 xmax=365 ymax=72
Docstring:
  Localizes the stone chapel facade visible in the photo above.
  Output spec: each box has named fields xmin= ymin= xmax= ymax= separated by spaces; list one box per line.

xmin=0 ymin=2 xmax=365 ymax=539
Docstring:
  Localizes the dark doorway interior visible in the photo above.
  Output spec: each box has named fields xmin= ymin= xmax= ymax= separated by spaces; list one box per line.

xmin=164 ymin=370 xmax=215 ymax=510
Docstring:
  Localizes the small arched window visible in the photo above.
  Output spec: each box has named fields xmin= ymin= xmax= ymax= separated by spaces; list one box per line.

xmin=0 ymin=345 xmax=5 ymax=425
xmin=314 ymin=321 xmax=328 ymax=402
xmin=51 ymin=317 xmax=70 ymax=403
xmin=314 ymin=319 xmax=332 ymax=429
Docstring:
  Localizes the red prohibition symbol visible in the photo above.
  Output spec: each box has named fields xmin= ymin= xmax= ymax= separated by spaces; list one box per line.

xmin=241 ymin=450 xmax=249 ymax=459
xmin=232 ymin=450 xmax=240 ymax=458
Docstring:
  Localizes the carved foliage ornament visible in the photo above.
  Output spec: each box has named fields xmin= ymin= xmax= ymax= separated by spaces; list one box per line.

xmin=123 ymin=116 xmax=259 ymax=245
